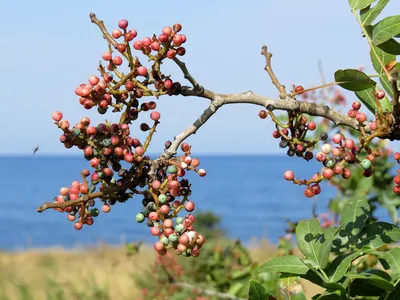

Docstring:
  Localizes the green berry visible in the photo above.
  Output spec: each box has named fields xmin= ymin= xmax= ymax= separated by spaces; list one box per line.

xmin=160 ymin=236 xmax=169 ymax=245
xmin=168 ymin=233 xmax=178 ymax=242
xmin=326 ymin=159 xmax=335 ymax=168
xmin=90 ymin=208 xmax=99 ymax=217
xmin=158 ymin=194 xmax=168 ymax=204
xmin=136 ymin=213 xmax=145 ymax=223
xmin=167 ymin=165 xmax=178 ymax=174
xmin=175 ymin=224 xmax=184 ymax=232
xmin=361 ymin=159 xmax=372 ymax=170
xmin=176 ymin=217 xmax=184 ymax=224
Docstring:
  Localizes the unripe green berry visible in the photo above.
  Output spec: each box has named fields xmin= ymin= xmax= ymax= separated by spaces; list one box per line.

xmin=158 ymin=194 xmax=168 ymax=204
xmin=167 ymin=165 xmax=178 ymax=174
xmin=160 ymin=236 xmax=169 ymax=245
xmin=169 ymin=233 xmax=178 ymax=242
xmin=326 ymin=159 xmax=335 ymax=168
xmin=175 ymin=224 xmax=184 ymax=232
xmin=176 ymin=217 xmax=184 ymax=224
xmin=136 ymin=213 xmax=145 ymax=223
xmin=361 ymin=159 xmax=372 ymax=170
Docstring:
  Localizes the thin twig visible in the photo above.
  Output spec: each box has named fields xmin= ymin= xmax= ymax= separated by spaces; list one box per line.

xmin=261 ymin=45 xmax=287 ymax=99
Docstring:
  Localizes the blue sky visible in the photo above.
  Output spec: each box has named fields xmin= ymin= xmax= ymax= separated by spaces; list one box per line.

xmin=0 ymin=1 xmax=399 ymax=155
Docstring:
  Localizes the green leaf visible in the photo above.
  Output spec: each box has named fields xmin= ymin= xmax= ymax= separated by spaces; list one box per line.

xmin=385 ymin=283 xmax=400 ymax=300
xmin=380 ymin=76 xmax=395 ymax=99
xmin=348 ymin=0 xmax=377 ymax=11
xmin=340 ymin=198 xmax=370 ymax=246
xmin=370 ymin=43 xmax=395 ymax=75
xmin=327 ymin=251 xmax=362 ymax=283
xmin=355 ymin=222 xmax=400 ymax=249
xmin=296 ymin=219 xmax=324 ymax=267
xmin=377 ymin=38 xmax=400 ymax=55
xmin=372 ymin=15 xmax=400 ymax=45
xmin=276 ymin=275 xmax=306 ymax=300
xmin=259 ymin=256 xmax=309 ymax=275
xmin=355 ymin=88 xmax=378 ymax=113
xmin=315 ymin=289 xmax=344 ymax=299
xmin=346 ymin=269 xmax=394 ymax=291
xmin=334 ymin=69 xmax=376 ymax=91
xmin=360 ymin=0 xmax=390 ymax=26
xmin=318 ymin=227 xmax=342 ymax=269
xmin=382 ymin=248 xmax=400 ymax=280
xmin=248 ymin=279 xmax=271 ymax=300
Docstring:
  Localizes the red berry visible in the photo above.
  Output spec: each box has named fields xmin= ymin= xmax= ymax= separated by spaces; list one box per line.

xmin=304 ymin=187 xmax=315 ymax=198
xmin=185 ymin=201 xmax=195 ymax=212
xmin=332 ymin=134 xmax=342 ymax=144
xmin=112 ymin=56 xmax=123 ymax=66
xmin=307 ymin=122 xmax=316 ymax=131
xmin=158 ymin=34 xmax=169 ymax=43
xmin=295 ymin=86 xmax=304 ymax=93
xmin=258 ymin=110 xmax=267 ymax=119
xmin=394 ymin=152 xmax=400 ymax=160
xmin=370 ymin=121 xmax=378 ymax=131
xmin=74 ymin=222 xmax=83 ymax=230
xmin=348 ymin=110 xmax=357 ymax=118
xmin=142 ymin=37 xmax=152 ymax=47
xmin=323 ymin=168 xmax=334 ymax=179
xmin=167 ymin=49 xmax=176 ymax=59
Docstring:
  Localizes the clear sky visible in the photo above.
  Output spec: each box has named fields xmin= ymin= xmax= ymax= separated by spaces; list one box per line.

xmin=0 ymin=1 xmax=399 ymax=155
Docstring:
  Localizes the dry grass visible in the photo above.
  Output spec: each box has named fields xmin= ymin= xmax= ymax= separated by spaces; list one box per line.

xmin=0 ymin=240 xmax=322 ymax=300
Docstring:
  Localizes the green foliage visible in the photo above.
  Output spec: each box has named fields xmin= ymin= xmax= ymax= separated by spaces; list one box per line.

xmin=256 ymin=197 xmax=400 ymax=299
xmin=334 ymin=69 xmax=376 ymax=92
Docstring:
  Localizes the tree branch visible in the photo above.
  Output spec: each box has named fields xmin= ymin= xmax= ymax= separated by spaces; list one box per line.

xmin=261 ymin=45 xmax=287 ymax=99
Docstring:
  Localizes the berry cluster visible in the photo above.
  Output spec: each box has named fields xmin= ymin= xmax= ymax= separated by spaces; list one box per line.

xmin=260 ymin=84 xmax=395 ymax=198
xmin=43 ymin=17 xmax=208 ymax=257
xmin=393 ymin=152 xmax=400 ymax=195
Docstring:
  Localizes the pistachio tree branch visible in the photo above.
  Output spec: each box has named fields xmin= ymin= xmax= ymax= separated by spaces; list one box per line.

xmin=261 ymin=46 xmax=287 ymax=99
xmin=90 ymin=13 xmax=136 ymax=65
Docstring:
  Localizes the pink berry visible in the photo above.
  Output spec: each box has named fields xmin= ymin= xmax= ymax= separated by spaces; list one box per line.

xmin=356 ymin=112 xmax=366 ymax=123
xmin=150 ymin=111 xmax=160 ymax=121
xmin=307 ymin=122 xmax=316 ymax=131
xmin=162 ymin=26 xmax=172 ymax=36
xmin=118 ymin=19 xmax=129 ymax=29
xmin=133 ymin=40 xmax=143 ymax=50
xmin=179 ymin=234 xmax=190 ymax=245
xmin=191 ymin=158 xmax=200 ymax=167
xmin=160 ymin=205 xmax=170 ymax=215
xmin=102 ymin=204 xmax=111 ymax=213
xmin=151 ymin=42 xmax=160 ymax=51
xmin=137 ymin=66 xmax=147 ymax=76
xmin=316 ymin=152 xmax=326 ymax=162
xmin=142 ymin=37 xmax=152 ymax=47
xmin=164 ymin=79 xmax=173 ymax=89
xmin=284 ymin=170 xmax=294 ymax=181
xmin=352 ymin=101 xmax=361 ymax=110
xmin=323 ymin=168 xmax=334 ymax=179
xmin=348 ymin=110 xmax=357 ymax=118
xmin=112 ymin=56 xmax=123 ymax=66
xmin=74 ymin=222 xmax=83 ymax=230
xmin=344 ymin=139 xmax=354 ymax=149
xmin=112 ymin=29 xmax=122 ymax=39
xmin=377 ymin=90 xmax=385 ymax=99
xmin=135 ymin=146 xmax=145 ymax=156
xmin=158 ymin=34 xmax=169 ymax=43
xmin=167 ymin=49 xmax=176 ymax=59
xmin=152 ymin=180 xmax=161 ymax=190
xmin=149 ymin=212 xmax=159 ymax=221
xmin=150 ymin=226 xmax=160 ymax=236
xmin=332 ymin=134 xmax=342 ymax=144
xmin=102 ymin=52 xmax=112 ymax=61
xmin=52 ymin=111 xmax=63 ymax=122
xmin=394 ymin=152 xmax=400 ymax=160
xmin=184 ymin=201 xmax=195 ymax=212
xmin=197 ymin=169 xmax=206 ymax=177
xmin=370 ymin=121 xmax=377 ymax=131
xmin=154 ymin=242 xmax=164 ymax=251
xmin=88 ymin=75 xmax=99 ymax=86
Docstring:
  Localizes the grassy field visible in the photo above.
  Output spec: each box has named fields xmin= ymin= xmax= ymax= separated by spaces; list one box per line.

xmin=0 ymin=240 xmax=322 ymax=300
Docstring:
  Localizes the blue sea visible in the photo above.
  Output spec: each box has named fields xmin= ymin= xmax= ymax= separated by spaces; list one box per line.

xmin=0 ymin=155 xmax=392 ymax=251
